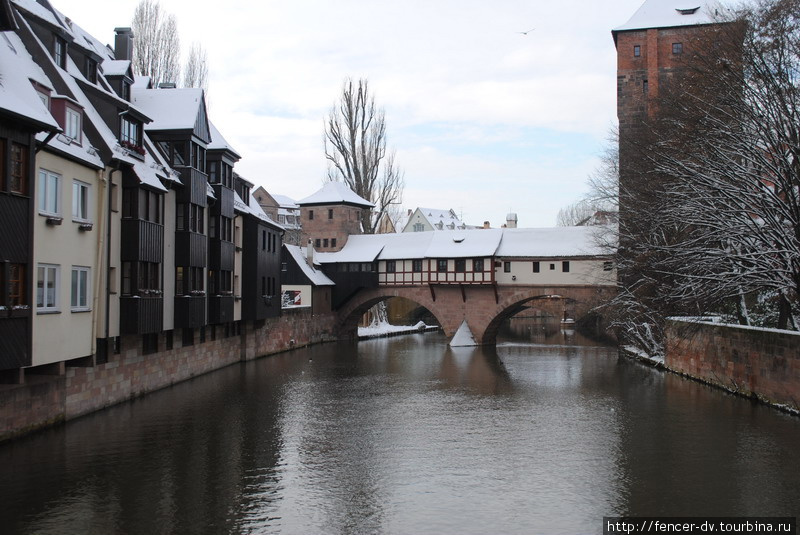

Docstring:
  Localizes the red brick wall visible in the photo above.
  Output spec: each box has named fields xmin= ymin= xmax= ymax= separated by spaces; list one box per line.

xmin=0 ymin=311 xmax=338 ymax=442
xmin=665 ymin=319 xmax=800 ymax=411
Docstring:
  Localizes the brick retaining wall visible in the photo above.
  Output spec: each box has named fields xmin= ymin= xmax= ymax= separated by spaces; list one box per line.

xmin=665 ymin=319 xmax=800 ymax=411
xmin=0 ymin=310 xmax=337 ymax=442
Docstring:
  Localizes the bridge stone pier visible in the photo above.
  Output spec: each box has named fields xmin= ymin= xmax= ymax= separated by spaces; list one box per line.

xmin=336 ymin=284 xmax=616 ymax=345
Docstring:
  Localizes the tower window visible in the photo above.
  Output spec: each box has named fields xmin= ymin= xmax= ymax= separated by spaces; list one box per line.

xmin=672 ymin=42 xmax=683 ymax=55
xmin=633 ymin=45 xmax=640 ymax=57
xmin=643 ymin=79 xmax=649 ymax=93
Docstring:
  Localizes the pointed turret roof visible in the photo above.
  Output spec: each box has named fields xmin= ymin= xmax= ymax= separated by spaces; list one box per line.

xmin=297 ymin=181 xmax=374 ymax=208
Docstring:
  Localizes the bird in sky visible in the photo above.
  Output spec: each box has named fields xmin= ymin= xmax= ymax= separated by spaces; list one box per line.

xmin=518 ymin=28 xmax=535 ymax=35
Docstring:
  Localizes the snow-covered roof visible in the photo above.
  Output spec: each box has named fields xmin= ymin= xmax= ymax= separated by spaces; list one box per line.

xmin=315 ymin=226 xmax=613 ymax=264
xmin=614 ymin=0 xmax=718 ymax=32
xmin=297 ymin=181 xmax=374 ymax=208
xmin=272 ymin=194 xmax=299 ymax=209
xmin=0 ymin=30 xmax=59 ymax=130
xmin=36 ymin=131 xmax=104 ymax=169
xmin=132 ymin=75 xmax=151 ymax=89
xmin=285 ymin=245 xmax=335 ymax=286
xmin=102 ymin=59 xmax=131 ymax=77
xmin=403 ymin=207 xmax=471 ymax=232
xmin=496 ymin=226 xmax=612 ymax=258
xmin=233 ymin=190 xmax=285 ymax=229
xmin=208 ymin=122 xmax=241 ymax=158
xmin=11 ymin=0 xmax=63 ymax=30
xmin=132 ymin=87 xmax=205 ymax=132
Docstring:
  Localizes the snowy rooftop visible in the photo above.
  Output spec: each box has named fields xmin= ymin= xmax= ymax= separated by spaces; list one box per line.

xmin=102 ymin=59 xmax=131 ymax=77
xmin=208 ymin=122 xmax=241 ymax=159
xmin=297 ymin=181 xmax=374 ymax=208
xmin=285 ymin=245 xmax=335 ymax=286
xmin=614 ymin=0 xmax=719 ymax=32
xmin=496 ymin=227 xmax=612 ymax=258
xmin=132 ymin=87 xmax=205 ymax=132
xmin=272 ymin=194 xmax=299 ymax=209
xmin=0 ymin=30 xmax=59 ymax=131
xmin=315 ymin=226 xmax=613 ymax=264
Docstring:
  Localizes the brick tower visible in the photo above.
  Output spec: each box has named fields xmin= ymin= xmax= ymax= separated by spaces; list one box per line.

xmin=296 ymin=181 xmax=374 ymax=253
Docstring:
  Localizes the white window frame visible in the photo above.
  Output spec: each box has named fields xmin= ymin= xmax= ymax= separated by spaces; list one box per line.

xmin=70 ymin=266 xmax=91 ymax=311
xmin=72 ymin=180 xmax=91 ymax=222
xmin=37 ymin=264 xmax=60 ymax=312
xmin=65 ymin=107 xmax=81 ymax=143
xmin=38 ymin=169 xmax=61 ymax=216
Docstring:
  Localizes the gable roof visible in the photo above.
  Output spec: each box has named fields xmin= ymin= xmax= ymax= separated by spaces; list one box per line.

xmin=297 ymin=181 xmax=374 ymax=208
xmin=614 ymin=0 xmax=718 ymax=33
xmin=208 ymin=122 xmax=241 ymax=159
xmin=132 ymin=87 xmax=211 ymax=141
xmin=284 ymin=245 xmax=335 ymax=286
xmin=403 ymin=207 xmax=470 ymax=231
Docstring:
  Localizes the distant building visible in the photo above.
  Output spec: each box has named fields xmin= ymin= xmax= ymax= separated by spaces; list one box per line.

xmin=402 ymin=208 xmax=471 ymax=232
xmin=296 ymin=182 xmax=373 ymax=252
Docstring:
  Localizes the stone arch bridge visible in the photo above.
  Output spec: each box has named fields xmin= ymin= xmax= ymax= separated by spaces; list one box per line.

xmin=336 ymin=284 xmax=616 ymax=345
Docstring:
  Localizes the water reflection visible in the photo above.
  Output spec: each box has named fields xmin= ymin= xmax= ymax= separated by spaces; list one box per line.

xmin=0 ymin=331 xmax=798 ymax=534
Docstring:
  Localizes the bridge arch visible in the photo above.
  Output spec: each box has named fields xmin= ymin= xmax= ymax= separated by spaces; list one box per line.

xmin=336 ymin=287 xmax=452 ymax=340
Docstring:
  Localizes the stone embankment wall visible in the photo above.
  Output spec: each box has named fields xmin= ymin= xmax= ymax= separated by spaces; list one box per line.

xmin=665 ymin=319 xmax=800 ymax=412
xmin=0 ymin=309 xmax=337 ymax=442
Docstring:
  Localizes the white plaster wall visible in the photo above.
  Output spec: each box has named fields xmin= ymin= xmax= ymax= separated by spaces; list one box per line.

xmin=32 ymin=152 xmax=100 ymax=366
xmin=494 ymin=259 xmax=616 ymax=286
xmin=162 ymin=189 xmax=176 ymax=330
xmin=233 ymin=215 xmax=242 ymax=321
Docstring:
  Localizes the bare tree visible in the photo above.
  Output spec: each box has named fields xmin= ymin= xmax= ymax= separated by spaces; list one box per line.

xmin=132 ymin=0 xmax=180 ymax=87
xmin=183 ymin=42 xmax=208 ymax=91
xmin=557 ymin=135 xmax=619 ymax=226
xmin=324 ymin=78 xmax=404 ymax=234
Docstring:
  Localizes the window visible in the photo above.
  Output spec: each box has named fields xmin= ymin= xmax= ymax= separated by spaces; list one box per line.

xmin=70 ymin=266 xmax=90 ymax=310
xmin=328 ymin=209 xmax=333 ymax=219
xmin=5 ymin=263 xmax=25 ymax=306
xmin=37 ymin=90 xmax=50 ymax=109
xmin=672 ymin=42 xmax=683 ymax=55
xmin=315 ymin=239 xmax=321 ymax=247
xmin=413 ymin=223 xmax=424 ymax=232
xmin=473 ymin=259 xmax=483 ymax=272
xmin=413 ymin=259 xmax=423 ymax=273
xmin=455 ymin=259 xmax=466 ymax=272
xmin=323 ymin=238 xmax=329 ymax=248
xmin=634 ymin=45 xmax=641 ymax=57
xmin=65 ymin=107 xmax=81 ymax=143
xmin=549 ymin=263 xmax=555 ymax=270
xmin=386 ymin=260 xmax=396 ymax=273
xmin=603 ymin=261 xmax=614 ymax=272
xmin=53 ymin=37 xmax=66 ymax=68
xmin=72 ymin=180 xmax=90 ymax=222
xmin=504 ymin=261 xmax=511 ymax=273
xmin=37 ymin=264 xmax=59 ymax=311
xmin=562 ymin=261 xmax=570 ymax=273
xmin=533 ymin=261 xmax=540 ymax=273
xmin=643 ymin=80 xmax=649 ymax=94
xmin=262 ymin=230 xmax=267 ymax=250
xmin=437 ymin=259 xmax=447 ymax=272
xmin=208 ymin=161 xmax=218 ymax=183
xmin=84 ymin=57 xmax=97 ymax=83
xmin=308 ymin=210 xmax=314 ymax=220
xmin=140 ymin=189 xmax=161 ymax=224
xmin=38 ymin=169 xmax=60 ymax=216
xmin=281 ymin=262 xmax=287 ymax=272
xmin=331 ymin=238 xmax=337 ymax=248
xmin=10 ymin=143 xmax=28 ymax=194
xmin=120 ymin=117 xmax=141 ymax=147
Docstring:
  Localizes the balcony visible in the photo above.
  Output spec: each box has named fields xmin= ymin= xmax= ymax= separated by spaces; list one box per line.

xmin=120 ymin=296 xmax=163 ymax=334
xmin=208 ymin=295 xmax=234 ymax=325
xmin=174 ymin=295 xmax=206 ymax=328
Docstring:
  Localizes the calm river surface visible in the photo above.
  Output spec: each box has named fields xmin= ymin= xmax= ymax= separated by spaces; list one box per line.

xmin=1 ymin=322 xmax=799 ymax=534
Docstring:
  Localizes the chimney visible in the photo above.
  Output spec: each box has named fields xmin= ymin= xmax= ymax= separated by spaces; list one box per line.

xmin=114 ymin=27 xmax=133 ymax=61
xmin=483 ymin=221 xmax=490 ymax=229
xmin=306 ymin=239 xmax=314 ymax=267
xmin=506 ymin=213 xmax=518 ymax=229
xmin=407 ymin=209 xmax=412 ymax=216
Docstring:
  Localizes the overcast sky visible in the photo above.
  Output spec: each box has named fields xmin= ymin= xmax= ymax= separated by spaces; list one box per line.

xmin=56 ymin=0 xmax=645 ymax=228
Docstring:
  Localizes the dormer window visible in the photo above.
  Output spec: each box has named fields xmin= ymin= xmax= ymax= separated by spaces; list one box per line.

xmin=65 ymin=107 xmax=81 ymax=143
xmin=120 ymin=116 xmax=143 ymax=154
xmin=676 ymin=6 xmax=700 ymax=15
xmin=84 ymin=57 xmax=97 ymax=83
xmin=53 ymin=36 xmax=66 ymax=68
xmin=32 ymin=82 xmax=51 ymax=109
xmin=121 ymin=80 xmax=130 ymax=101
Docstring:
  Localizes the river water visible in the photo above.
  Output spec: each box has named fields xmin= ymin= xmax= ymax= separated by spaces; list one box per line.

xmin=1 ymin=320 xmax=799 ymax=534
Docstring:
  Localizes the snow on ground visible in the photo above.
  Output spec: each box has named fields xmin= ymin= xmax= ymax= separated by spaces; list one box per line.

xmin=358 ymin=321 xmax=434 ymax=339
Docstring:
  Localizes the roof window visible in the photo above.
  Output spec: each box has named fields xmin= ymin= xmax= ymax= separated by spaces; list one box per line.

xmin=676 ymin=6 xmax=700 ymax=15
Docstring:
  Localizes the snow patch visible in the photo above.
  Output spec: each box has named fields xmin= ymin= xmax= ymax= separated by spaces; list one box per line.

xmin=449 ymin=320 xmax=478 ymax=347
